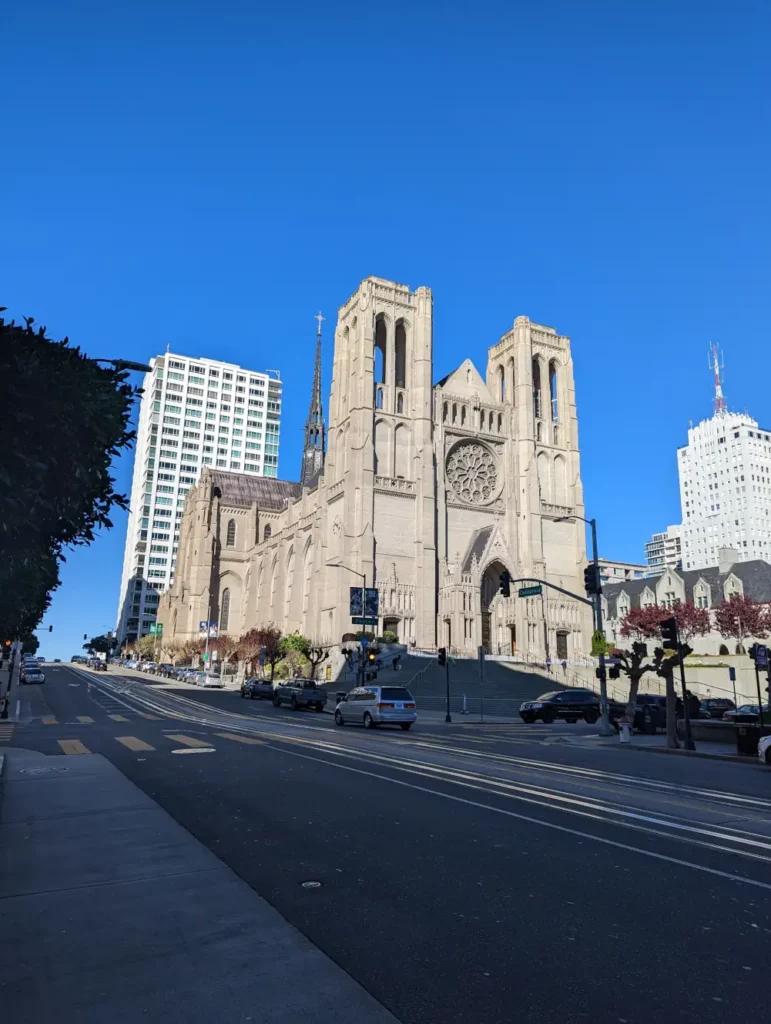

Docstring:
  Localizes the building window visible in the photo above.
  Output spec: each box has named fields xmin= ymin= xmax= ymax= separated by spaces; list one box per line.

xmin=219 ymin=588 xmax=231 ymax=631
xmin=264 ymin=524 xmax=272 ymax=540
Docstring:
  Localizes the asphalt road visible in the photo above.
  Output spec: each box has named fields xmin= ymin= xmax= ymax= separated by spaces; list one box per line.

xmin=7 ymin=663 xmax=771 ymax=1024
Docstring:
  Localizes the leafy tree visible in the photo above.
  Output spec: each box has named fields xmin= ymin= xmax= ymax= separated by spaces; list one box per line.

xmin=20 ymin=634 xmax=40 ymax=655
xmin=279 ymin=631 xmax=309 ymax=677
xmin=237 ymin=628 xmax=264 ymax=671
xmin=133 ymin=634 xmax=156 ymax=659
xmin=620 ymin=605 xmax=668 ymax=640
xmin=83 ymin=634 xmax=113 ymax=656
xmin=610 ymin=642 xmax=656 ymax=721
xmin=160 ymin=639 xmax=183 ymax=665
xmin=380 ymin=630 xmax=399 ymax=644
xmin=305 ymin=642 xmax=330 ymax=681
xmin=670 ymin=601 xmax=711 ymax=643
xmin=254 ymin=626 xmax=284 ymax=680
xmin=0 ymin=311 xmax=139 ymax=641
xmin=209 ymin=633 xmax=241 ymax=673
xmin=180 ymin=638 xmax=203 ymax=663
xmin=713 ymin=594 xmax=769 ymax=654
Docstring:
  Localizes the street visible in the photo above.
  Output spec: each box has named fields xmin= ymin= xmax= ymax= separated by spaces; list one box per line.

xmin=5 ymin=663 xmax=771 ymax=1024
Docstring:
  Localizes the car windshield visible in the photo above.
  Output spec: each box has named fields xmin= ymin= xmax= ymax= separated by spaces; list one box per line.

xmin=379 ymin=688 xmax=414 ymax=701
xmin=536 ymin=692 xmax=561 ymax=701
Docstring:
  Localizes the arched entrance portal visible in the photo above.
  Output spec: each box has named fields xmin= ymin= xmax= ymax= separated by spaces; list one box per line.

xmin=480 ymin=560 xmax=509 ymax=654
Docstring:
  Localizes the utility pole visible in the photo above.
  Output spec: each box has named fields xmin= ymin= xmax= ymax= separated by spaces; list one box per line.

xmin=439 ymin=648 xmax=451 ymax=722
xmin=589 ymin=518 xmax=613 ymax=737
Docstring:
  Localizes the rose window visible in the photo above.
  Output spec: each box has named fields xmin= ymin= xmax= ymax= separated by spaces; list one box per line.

xmin=446 ymin=443 xmax=497 ymax=504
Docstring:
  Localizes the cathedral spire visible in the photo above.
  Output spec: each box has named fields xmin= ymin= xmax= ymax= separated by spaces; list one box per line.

xmin=300 ymin=312 xmax=326 ymax=487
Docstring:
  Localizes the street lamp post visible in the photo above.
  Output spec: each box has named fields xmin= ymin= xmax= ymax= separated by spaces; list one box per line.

xmin=327 ymin=562 xmax=367 ymax=685
xmin=556 ymin=514 xmax=614 ymax=737
xmin=92 ymin=358 xmax=152 ymax=374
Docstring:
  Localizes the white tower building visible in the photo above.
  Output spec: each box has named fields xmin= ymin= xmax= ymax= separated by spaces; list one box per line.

xmin=115 ymin=352 xmax=282 ymax=645
xmin=679 ymin=347 xmax=771 ymax=571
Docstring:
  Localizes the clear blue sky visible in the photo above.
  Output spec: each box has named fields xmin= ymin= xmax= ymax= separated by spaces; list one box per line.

xmin=4 ymin=1 xmax=769 ymax=660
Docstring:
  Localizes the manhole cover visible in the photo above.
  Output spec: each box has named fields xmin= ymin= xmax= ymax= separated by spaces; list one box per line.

xmin=19 ymin=766 xmax=70 ymax=776
xmin=301 ymin=881 xmax=322 ymax=889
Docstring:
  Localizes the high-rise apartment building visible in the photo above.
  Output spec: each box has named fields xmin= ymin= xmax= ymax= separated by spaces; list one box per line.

xmin=678 ymin=349 xmax=771 ymax=572
xmin=644 ymin=524 xmax=682 ymax=576
xmin=116 ymin=352 xmax=282 ymax=644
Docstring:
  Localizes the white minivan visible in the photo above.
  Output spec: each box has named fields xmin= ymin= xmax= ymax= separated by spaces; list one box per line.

xmin=334 ymin=685 xmax=417 ymax=730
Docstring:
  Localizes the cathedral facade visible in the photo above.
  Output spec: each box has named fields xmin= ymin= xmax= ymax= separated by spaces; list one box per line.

xmin=157 ymin=276 xmax=592 ymax=661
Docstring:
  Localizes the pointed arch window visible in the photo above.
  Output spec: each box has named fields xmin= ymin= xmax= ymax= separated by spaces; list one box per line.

xmin=226 ymin=519 xmax=236 ymax=546
xmin=394 ymin=321 xmax=406 ymax=389
xmin=498 ymin=365 xmax=506 ymax=403
xmin=264 ymin=524 xmax=272 ymax=541
xmin=376 ymin=388 xmax=383 ymax=410
xmin=375 ymin=317 xmax=387 ymax=385
xmin=396 ymin=392 xmax=404 ymax=414
xmin=220 ymin=588 xmax=231 ymax=632
xmin=532 ymin=358 xmax=542 ymax=420
xmin=549 ymin=360 xmax=559 ymax=421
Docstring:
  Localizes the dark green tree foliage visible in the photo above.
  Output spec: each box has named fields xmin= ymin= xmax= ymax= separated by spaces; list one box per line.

xmin=0 ymin=312 xmax=138 ymax=638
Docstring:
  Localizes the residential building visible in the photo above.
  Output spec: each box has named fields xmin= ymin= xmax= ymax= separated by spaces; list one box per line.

xmin=158 ymin=275 xmax=594 ymax=666
xmin=644 ymin=524 xmax=682 ymax=576
xmin=115 ymin=352 xmax=283 ymax=645
xmin=597 ymin=558 xmax=647 ymax=587
xmin=679 ymin=348 xmax=771 ymax=571
xmin=603 ymin=547 xmax=771 ymax=657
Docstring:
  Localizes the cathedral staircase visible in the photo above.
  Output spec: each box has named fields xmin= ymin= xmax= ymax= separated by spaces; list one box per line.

xmin=333 ymin=650 xmax=589 ymax=718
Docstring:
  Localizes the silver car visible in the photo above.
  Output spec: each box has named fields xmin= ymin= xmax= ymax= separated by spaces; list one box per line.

xmin=334 ymin=685 xmax=417 ymax=730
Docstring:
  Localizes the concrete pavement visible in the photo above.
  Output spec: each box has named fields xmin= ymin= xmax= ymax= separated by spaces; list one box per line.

xmin=0 ymin=745 xmax=400 ymax=1023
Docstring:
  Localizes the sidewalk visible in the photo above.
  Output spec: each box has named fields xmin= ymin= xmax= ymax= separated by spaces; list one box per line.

xmin=0 ymin=746 xmax=400 ymax=1023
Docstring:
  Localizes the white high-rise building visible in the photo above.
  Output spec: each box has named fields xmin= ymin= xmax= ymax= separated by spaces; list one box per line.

xmin=116 ymin=352 xmax=282 ymax=645
xmin=678 ymin=349 xmax=771 ymax=572
xmin=644 ymin=524 xmax=682 ymax=576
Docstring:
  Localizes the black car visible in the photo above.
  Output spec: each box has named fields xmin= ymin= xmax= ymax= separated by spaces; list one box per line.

xmin=700 ymin=698 xmax=735 ymax=719
xmin=519 ymin=689 xmax=600 ymax=724
xmin=240 ymin=678 xmax=274 ymax=700
xmin=609 ymin=694 xmax=667 ymax=734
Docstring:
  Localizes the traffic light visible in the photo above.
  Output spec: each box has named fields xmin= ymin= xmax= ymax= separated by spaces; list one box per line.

xmin=583 ymin=564 xmax=600 ymax=595
xmin=437 ymin=647 xmax=447 ymax=667
xmin=660 ymin=617 xmax=678 ymax=650
xmin=499 ymin=570 xmax=512 ymax=598
xmin=367 ymin=650 xmax=376 ymax=663
xmin=48 ymin=625 xmax=53 ymax=632
xmin=608 ymin=662 xmax=621 ymax=679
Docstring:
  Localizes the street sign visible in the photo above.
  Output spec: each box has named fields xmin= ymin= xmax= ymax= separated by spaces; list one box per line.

xmin=591 ymin=630 xmax=608 ymax=656
xmin=518 ymin=585 xmax=542 ymax=597
xmin=756 ymin=644 xmax=768 ymax=670
xmin=352 ymin=617 xmax=378 ymax=627
xmin=198 ymin=621 xmax=218 ymax=638
xmin=149 ymin=622 xmax=163 ymax=636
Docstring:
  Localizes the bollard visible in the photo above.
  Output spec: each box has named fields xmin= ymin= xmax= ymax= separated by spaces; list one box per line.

xmin=461 ymin=694 xmax=469 ymax=715
xmin=618 ymin=717 xmax=631 ymax=744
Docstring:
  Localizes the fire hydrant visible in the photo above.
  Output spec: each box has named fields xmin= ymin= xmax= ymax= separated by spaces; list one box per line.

xmin=618 ymin=716 xmax=631 ymax=743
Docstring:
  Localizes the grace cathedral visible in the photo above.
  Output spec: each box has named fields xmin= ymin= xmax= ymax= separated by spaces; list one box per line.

xmin=158 ymin=276 xmax=592 ymax=662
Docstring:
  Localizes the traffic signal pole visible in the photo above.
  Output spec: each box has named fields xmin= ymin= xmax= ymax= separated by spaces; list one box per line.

xmin=589 ymin=519 xmax=614 ymax=737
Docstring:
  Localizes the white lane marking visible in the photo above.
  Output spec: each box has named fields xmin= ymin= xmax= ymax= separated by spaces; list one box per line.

xmin=171 ymin=747 xmax=216 ymax=755
xmin=14 ymin=700 xmax=20 ymax=722
xmin=255 ymin=741 xmax=771 ymax=893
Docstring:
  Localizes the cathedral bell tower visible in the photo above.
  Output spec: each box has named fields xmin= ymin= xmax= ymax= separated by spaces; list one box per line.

xmin=299 ymin=312 xmax=326 ymax=488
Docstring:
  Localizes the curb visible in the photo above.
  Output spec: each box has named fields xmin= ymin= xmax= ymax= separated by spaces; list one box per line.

xmin=617 ymin=742 xmax=769 ymax=767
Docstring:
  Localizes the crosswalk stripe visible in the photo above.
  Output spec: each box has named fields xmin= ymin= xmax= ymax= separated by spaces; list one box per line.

xmin=108 ymin=714 xmax=130 ymax=722
xmin=115 ymin=736 xmax=155 ymax=752
xmin=165 ymin=733 xmax=214 ymax=748
xmin=58 ymin=739 xmax=91 ymax=755
xmin=138 ymin=713 xmax=161 ymax=720
xmin=42 ymin=716 xmax=57 ymax=725
xmin=215 ymin=732 xmax=265 ymax=745
xmin=77 ymin=716 xmax=95 ymax=724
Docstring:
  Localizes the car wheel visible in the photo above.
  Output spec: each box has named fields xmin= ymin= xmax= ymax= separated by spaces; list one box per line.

xmin=249 ymin=691 xmax=255 ymax=699
xmin=290 ymin=695 xmax=298 ymax=711
xmin=315 ymin=703 xmax=323 ymax=712
xmin=240 ymin=689 xmax=245 ymax=698
xmin=400 ymin=723 xmax=412 ymax=731
xmin=521 ymin=712 xmax=535 ymax=724
xmin=363 ymin=712 xmax=375 ymax=729
xmin=335 ymin=709 xmax=345 ymax=726
xmin=583 ymin=709 xmax=599 ymax=724
xmin=272 ymin=694 xmax=280 ymax=707
xmin=541 ymin=708 xmax=556 ymax=724
xmin=565 ymin=718 xmax=578 ymax=724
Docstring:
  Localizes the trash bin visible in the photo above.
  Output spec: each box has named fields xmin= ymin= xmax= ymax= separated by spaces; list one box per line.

xmin=734 ymin=722 xmax=771 ymax=757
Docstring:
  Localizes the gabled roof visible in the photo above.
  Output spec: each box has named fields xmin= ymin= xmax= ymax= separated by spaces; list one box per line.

xmin=208 ymin=470 xmax=302 ymax=510
xmin=462 ymin=526 xmax=494 ymax=573
xmin=603 ymin=559 xmax=771 ymax=618
xmin=435 ymin=358 xmax=494 ymax=403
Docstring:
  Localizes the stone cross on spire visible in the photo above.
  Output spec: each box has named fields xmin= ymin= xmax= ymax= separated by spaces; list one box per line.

xmin=300 ymin=313 xmax=326 ymax=488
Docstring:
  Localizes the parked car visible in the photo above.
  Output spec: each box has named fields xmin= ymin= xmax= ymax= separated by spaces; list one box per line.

xmin=758 ymin=733 xmax=771 ymax=765
xmin=334 ymin=685 xmax=417 ymax=730
xmin=519 ymin=689 xmax=601 ymax=724
xmin=202 ymin=672 xmax=222 ymax=688
xmin=700 ymin=698 xmax=736 ymax=719
xmin=92 ymin=660 xmax=108 ymax=671
xmin=22 ymin=666 xmax=45 ymax=684
xmin=273 ymin=678 xmax=327 ymax=712
xmin=241 ymin=677 xmax=274 ymax=700
xmin=608 ymin=694 xmax=668 ymax=734
xmin=724 ymin=704 xmax=770 ymax=722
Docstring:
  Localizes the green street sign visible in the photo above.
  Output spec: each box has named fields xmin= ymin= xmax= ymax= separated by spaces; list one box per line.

xmin=149 ymin=623 xmax=163 ymax=635
xmin=518 ymin=585 xmax=542 ymax=597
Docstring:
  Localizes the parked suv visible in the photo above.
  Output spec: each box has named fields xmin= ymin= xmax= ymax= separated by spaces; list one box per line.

xmin=334 ymin=685 xmax=417 ymax=730
xmin=241 ymin=678 xmax=274 ymax=700
xmin=701 ymin=698 xmax=736 ymax=719
xmin=519 ymin=689 xmax=600 ymax=724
